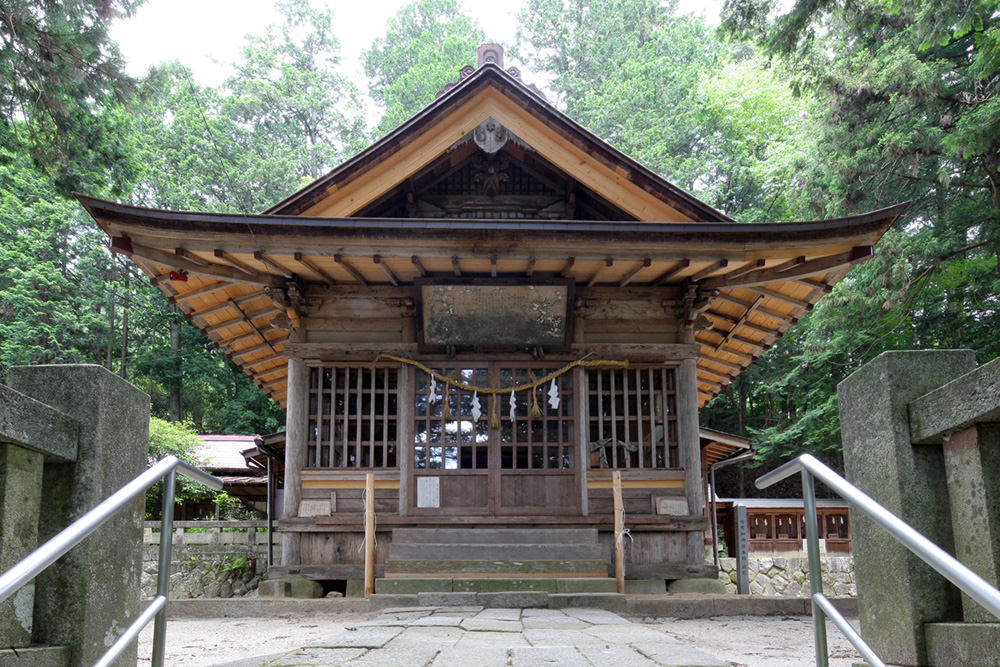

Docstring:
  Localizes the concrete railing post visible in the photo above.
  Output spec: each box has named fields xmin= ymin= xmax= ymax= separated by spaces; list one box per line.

xmin=838 ymin=350 xmax=975 ymax=665
xmin=8 ymin=364 xmax=149 ymax=667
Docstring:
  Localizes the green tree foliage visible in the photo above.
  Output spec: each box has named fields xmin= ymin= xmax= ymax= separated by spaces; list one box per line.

xmin=145 ymin=416 xmax=212 ymax=516
xmin=0 ymin=146 xmax=115 ymax=372
xmin=699 ymin=0 xmax=1000 ymax=479
xmin=517 ymin=0 xmax=817 ymax=221
xmin=0 ymin=0 xmax=143 ymax=193
xmin=364 ymin=0 xmax=485 ymax=137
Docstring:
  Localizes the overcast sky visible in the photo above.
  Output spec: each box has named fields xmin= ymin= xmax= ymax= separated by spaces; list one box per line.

xmin=111 ymin=0 xmax=724 ymax=89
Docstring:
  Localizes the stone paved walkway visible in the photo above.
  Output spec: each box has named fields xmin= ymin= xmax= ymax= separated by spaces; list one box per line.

xmin=210 ymin=606 xmax=731 ymax=667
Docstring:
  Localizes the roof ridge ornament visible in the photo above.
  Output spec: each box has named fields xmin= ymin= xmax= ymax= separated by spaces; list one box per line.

xmin=436 ymin=43 xmax=547 ymax=100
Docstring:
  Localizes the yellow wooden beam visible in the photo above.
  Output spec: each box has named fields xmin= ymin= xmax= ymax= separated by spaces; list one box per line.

xmin=587 ymin=479 xmax=684 ymax=489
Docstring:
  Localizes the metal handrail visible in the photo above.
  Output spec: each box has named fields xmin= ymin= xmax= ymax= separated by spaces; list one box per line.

xmin=0 ymin=455 xmax=222 ymax=667
xmin=757 ymin=453 xmax=1000 ymax=667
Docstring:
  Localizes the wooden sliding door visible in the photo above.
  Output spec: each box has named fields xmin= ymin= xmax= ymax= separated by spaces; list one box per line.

xmin=410 ymin=363 xmax=580 ymax=516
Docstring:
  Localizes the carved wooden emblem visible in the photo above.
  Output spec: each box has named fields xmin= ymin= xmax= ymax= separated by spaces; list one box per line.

xmin=473 ymin=117 xmax=509 ymax=154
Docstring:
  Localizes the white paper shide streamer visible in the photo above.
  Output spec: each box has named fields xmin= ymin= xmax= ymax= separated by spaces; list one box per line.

xmin=509 ymin=389 xmax=517 ymax=421
xmin=471 ymin=391 xmax=482 ymax=422
xmin=548 ymin=378 xmax=560 ymax=410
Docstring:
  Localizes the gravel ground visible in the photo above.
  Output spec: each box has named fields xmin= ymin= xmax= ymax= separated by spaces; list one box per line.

xmin=647 ymin=615 xmax=863 ymax=667
xmin=136 ymin=612 xmax=863 ymax=666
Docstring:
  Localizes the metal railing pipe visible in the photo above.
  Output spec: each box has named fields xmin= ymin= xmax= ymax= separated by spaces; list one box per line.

xmin=756 ymin=454 xmax=1000 ymax=619
xmin=93 ymin=595 xmax=166 ymax=667
xmin=811 ymin=594 xmax=886 ymax=667
xmin=0 ymin=456 xmax=218 ymax=604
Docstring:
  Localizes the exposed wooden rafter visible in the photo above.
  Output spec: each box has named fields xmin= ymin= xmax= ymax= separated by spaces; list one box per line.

xmin=214 ymin=249 xmax=257 ymax=275
xmin=254 ymin=251 xmax=295 ymax=279
xmin=112 ymin=238 xmax=285 ymax=288
xmin=294 ymin=252 xmax=336 ymax=286
xmin=619 ymin=258 xmax=651 ymax=287
xmin=411 ymin=255 xmax=428 ymax=277
xmin=169 ymin=281 xmax=233 ymax=304
xmin=373 ymin=255 xmax=400 ymax=286
xmin=560 ymin=257 xmax=575 ymax=277
xmin=700 ymin=247 xmax=872 ymax=290
xmin=714 ymin=292 xmax=794 ymax=324
xmin=334 ymin=254 xmax=369 ymax=286
xmin=451 ymin=256 xmax=462 ymax=276
xmin=750 ymin=286 xmax=812 ymax=310
xmin=689 ymin=259 xmax=729 ymax=283
xmin=652 ymin=259 xmax=690 ymax=286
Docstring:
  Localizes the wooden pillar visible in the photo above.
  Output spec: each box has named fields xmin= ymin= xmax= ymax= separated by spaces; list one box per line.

xmin=397 ymin=367 xmax=412 ymax=516
xmin=678 ymin=356 xmax=705 ymax=565
xmin=364 ymin=472 xmax=375 ymax=598
xmin=281 ymin=356 xmax=308 ymax=566
xmin=678 ymin=358 xmax=703 ymax=515
xmin=612 ymin=470 xmax=624 ymax=594
xmin=575 ymin=366 xmax=589 ymax=515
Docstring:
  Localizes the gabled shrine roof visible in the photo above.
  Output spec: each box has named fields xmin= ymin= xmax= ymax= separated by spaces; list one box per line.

xmin=77 ymin=46 xmax=907 ymax=410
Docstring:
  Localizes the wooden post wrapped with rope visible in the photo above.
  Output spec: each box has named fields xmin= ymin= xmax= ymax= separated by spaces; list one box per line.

xmin=613 ymin=470 xmax=624 ymax=594
xmin=364 ymin=472 xmax=375 ymax=598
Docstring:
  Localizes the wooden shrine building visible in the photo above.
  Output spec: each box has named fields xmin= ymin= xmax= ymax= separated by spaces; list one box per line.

xmin=80 ymin=45 xmax=902 ymax=585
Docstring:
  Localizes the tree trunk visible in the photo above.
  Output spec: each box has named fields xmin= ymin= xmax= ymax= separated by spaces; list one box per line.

xmin=119 ymin=272 xmax=129 ymax=378
xmin=105 ymin=295 xmax=114 ymax=370
xmin=169 ymin=308 xmax=183 ymax=422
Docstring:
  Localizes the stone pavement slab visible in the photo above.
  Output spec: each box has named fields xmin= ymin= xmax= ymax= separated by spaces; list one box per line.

xmin=205 ymin=606 xmax=742 ymax=667
xmin=577 ymin=644 xmax=661 ymax=667
xmin=563 ymin=608 xmax=631 ymax=624
xmin=264 ymin=648 xmax=368 ymax=666
xmin=384 ymin=626 xmax=463 ymax=646
xmin=586 ymin=623 xmax=680 ymax=644
xmin=511 ymin=646 xmax=591 ymax=666
xmin=460 ymin=617 xmax=523 ymax=632
xmin=431 ymin=646 xmax=509 ymax=666
xmin=632 ymin=641 xmax=732 ymax=667
xmin=308 ymin=625 xmax=402 ymax=648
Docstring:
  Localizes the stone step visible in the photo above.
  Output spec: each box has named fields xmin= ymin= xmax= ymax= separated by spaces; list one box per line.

xmin=390 ymin=527 xmax=599 ymax=545
xmin=384 ymin=558 xmax=609 ymax=577
xmin=374 ymin=576 xmax=619 ymax=595
xmin=0 ymin=645 xmax=69 ymax=667
xmin=389 ymin=542 xmax=602 ymax=561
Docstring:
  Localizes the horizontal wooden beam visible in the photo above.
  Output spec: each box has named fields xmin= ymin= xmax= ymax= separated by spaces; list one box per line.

xmin=116 ymin=239 xmax=285 ymax=288
xmin=284 ymin=342 xmax=700 ymax=361
xmin=700 ymin=247 xmax=872 ymax=290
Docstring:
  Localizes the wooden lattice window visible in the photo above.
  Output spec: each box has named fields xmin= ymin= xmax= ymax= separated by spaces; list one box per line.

xmin=411 ymin=364 xmax=575 ymax=470
xmin=497 ymin=366 xmax=574 ymax=470
xmin=306 ymin=366 xmax=399 ymax=469
xmin=413 ymin=366 xmax=491 ymax=470
xmin=586 ymin=366 xmax=677 ymax=469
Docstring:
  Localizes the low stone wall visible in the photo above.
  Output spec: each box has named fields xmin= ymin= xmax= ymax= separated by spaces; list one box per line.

xmin=141 ymin=521 xmax=276 ymax=599
xmin=717 ymin=555 xmax=856 ymax=597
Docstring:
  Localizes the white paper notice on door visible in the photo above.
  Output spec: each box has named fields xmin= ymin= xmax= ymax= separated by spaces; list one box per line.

xmin=416 ymin=476 xmax=440 ymax=508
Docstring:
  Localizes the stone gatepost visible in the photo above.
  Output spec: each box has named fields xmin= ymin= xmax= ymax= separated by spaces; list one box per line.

xmin=7 ymin=365 xmax=149 ymax=667
xmin=838 ymin=350 xmax=975 ymax=666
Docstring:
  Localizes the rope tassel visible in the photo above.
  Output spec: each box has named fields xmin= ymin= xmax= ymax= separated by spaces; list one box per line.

xmin=490 ymin=393 xmax=500 ymax=429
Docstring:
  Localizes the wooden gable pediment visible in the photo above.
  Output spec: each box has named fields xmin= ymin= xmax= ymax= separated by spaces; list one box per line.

xmin=355 ymin=139 xmax=635 ymax=222
xmin=266 ymin=66 xmax=731 ymax=223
